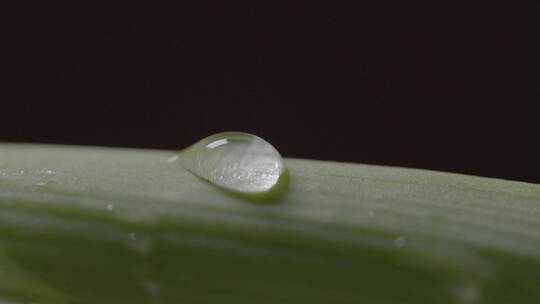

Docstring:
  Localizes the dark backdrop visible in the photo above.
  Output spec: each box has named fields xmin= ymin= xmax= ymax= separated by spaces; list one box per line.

xmin=2 ymin=2 xmax=540 ymax=183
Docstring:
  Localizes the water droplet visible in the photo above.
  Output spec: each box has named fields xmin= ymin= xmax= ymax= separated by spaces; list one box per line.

xmin=35 ymin=182 xmax=47 ymax=186
xmin=167 ymin=155 xmax=179 ymax=163
xmin=128 ymin=232 xmax=137 ymax=241
xmin=34 ymin=169 xmax=58 ymax=175
xmin=393 ymin=236 xmax=407 ymax=248
xmin=178 ymin=132 xmax=286 ymax=194
xmin=106 ymin=204 xmax=115 ymax=211
xmin=143 ymin=279 xmax=161 ymax=303
xmin=454 ymin=283 xmax=480 ymax=304
xmin=127 ymin=232 xmax=152 ymax=255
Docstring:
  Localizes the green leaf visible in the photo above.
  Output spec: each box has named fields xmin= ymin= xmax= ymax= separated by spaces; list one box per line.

xmin=0 ymin=143 xmax=539 ymax=303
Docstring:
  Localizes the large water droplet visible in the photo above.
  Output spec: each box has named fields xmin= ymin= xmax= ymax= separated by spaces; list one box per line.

xmin=178 ymin=132 xmax=286 ymax=195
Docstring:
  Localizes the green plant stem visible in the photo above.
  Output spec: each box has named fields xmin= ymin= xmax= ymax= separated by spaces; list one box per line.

xmin=0 ymin=143 xmax=539 ymax=303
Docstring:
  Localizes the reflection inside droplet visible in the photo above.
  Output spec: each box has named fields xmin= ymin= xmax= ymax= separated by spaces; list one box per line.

xmin=177 ymin=132 xmax=286 ymax=194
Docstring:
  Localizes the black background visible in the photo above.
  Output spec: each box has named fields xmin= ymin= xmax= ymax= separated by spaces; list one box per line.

xmin=2 ymin=2 xmax=540 ymax=183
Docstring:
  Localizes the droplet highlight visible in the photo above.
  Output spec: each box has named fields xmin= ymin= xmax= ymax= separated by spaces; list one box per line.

xmin=178 ymin=132 xmax=286 ymax=194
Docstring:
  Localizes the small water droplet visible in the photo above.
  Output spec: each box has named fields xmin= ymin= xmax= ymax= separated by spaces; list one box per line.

xmin=143 ymin=279 xmax=161 ymax=303
xmin=35 ymin=182 xmax=47 ymax=186
xmin=178 ymin=132 xmax=286 ymax=194
xmin=167 ymin=155 xmax=179 ymax=163
xmin=106 ymin=204 xmax=115 ymax=211
xmin=128 ymin=232 xmax=137 ymax=241
xmin=127 ymin=233 xmax=152 ymax=255
xmin=393 ymin=236 xmax=407 ymax=248
xmin=454 ymin=283 xmax=480 ymax=304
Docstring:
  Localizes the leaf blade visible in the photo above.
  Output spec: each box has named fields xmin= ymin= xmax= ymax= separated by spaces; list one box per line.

xmin=0 ymin=143 xmax=539 ymax=303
